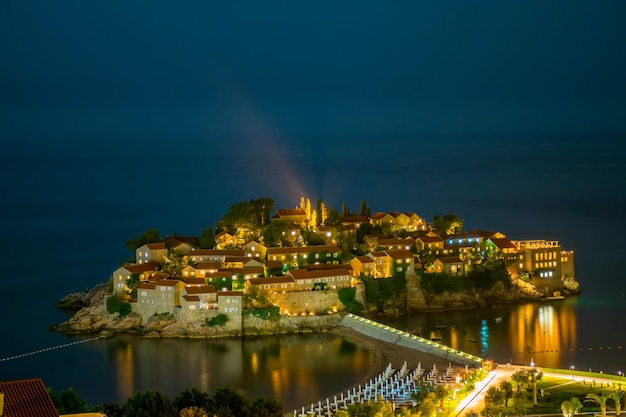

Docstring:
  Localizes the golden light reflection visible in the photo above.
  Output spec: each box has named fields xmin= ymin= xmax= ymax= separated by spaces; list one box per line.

xmin=509 ymin=302 xmax=577 ymax=366
xmin=115 ymin=343 xmax=135 ymax=401
xmin=251 ymin=352 xmax=258 ymax=374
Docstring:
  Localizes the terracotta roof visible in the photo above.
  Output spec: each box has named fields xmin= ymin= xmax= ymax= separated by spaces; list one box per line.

xmin=185 ymin=285 xmax=217 ymax=295
xmin=192 ymin=262 xmax=222 ymax=269
xmin=248 ymin=276 xmax=295 ymax=285
xmin=370 ymin=212 xmax=389 ymax=220
xmin=265 ymin=260 xmax=283 ymax=269
xmin=353 ymin=255 xmax=375 ymax=264
xmin=189 ymin=249 xmax=245 ymax=257
xmin=416 ymin=236 xmax=444 ymax=243
xmin=164 ymin=238 xmax=186 ymax=248
xmin=138 ymin=283 xmax=156 ymax=289
xmin=306 ymin=263 xmax=353 ymax=271
xmin=217 ymin=291 xmax=243 ymax=297
xmin=467 ymin=229 xmax=502 ymax=238
xmin=183 ymin=295 xmax=200 ymax=302
xmin=488 ymin=238 xmax=517 ymax=250
xmin=123 ymin=261 xmax=161 ymax=273
xmin=385 ymin=250 xmax=414 ymax=260
xmin=215 ymin=231 xmax=232 ymax=238
xmin=267 ymin=245 xmax=341 ymax=255
xmin=143 ymin=242 xmax=167 ymax=250
xmin=286 ymin=269 xmax=351 ymax=280
xmin=223 ymin=256 xmax=249 ymax=263
xmin=273 ymin=208 xmax=306 ymax=217
xmin=205 ymin=271 xmax=235 ymax=279
xmin=156 ymin=279 xmax=183 ymax=287
xmin=438 ymin=256 xmax=464 ymax=264
xmin=183 ymin=277 xmax=206 ymax=285
xmin=377 ymin=238 xmax=415 ymax=246
xmin=0 ymin=378 xmax=60 ymax=417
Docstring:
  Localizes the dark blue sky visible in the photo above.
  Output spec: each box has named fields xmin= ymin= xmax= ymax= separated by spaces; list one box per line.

xmin=2 ymin=1 xmax=625 ymax=156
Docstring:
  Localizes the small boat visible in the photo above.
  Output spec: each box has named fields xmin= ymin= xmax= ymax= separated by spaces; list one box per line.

xmin=495 ymin=317 xmax=502 ymax=323
xmin=434 ymin=323 xmax=447 ymax=329
xmin=469 ymin=338 xmax=478 ymax=343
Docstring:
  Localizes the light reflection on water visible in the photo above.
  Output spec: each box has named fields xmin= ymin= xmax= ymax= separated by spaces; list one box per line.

xmin=103 ymin=332 xmax=375 ymax=411
xmin=378 ymin=296 xmax=625 ymax=374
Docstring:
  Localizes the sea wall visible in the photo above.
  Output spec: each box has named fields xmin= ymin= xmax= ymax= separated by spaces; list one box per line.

xmin=338 ymin=313 xmax=483 ymax=368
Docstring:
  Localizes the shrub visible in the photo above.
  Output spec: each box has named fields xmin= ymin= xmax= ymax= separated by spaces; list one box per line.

xmin=106 ymin=295 xmax=131 ymax=317
xmin=206 ymin=313 xmax=229 ymax=327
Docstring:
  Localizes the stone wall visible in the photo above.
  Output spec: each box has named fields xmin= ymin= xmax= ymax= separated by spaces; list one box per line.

xmin=268 ymin=290 xmax=344 ymax=315
xmin=242 ymin=314 xmax=342 ymax=336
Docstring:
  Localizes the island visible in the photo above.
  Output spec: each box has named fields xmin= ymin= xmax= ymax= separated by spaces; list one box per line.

xmin=54 ymin=196 xmax=580 ymax=338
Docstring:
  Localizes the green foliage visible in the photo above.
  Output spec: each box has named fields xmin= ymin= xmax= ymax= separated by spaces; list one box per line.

xmin=126 ymin=273 xmax=141 ymax=299
xmin=250 ymin=396 xmax=284 ymax=417
xmin=123 ymin=390 xmax=179 ymax=417
xmin=126 ymin=228 xmax=160 ymax=251
xmin=363 ymin=277 xmax=398 ymax=310
xmin=173 ymin=387 xmax=212 ymax=411
xmin=261 ymin=220 xmax=293 ymax=247
xmin=326 ymin=208 xmax=342 ymax=226
xmin=48 ymin=386 xmax=90 ymax=415
xmin=243 ymin=306 xmax=281 ymax=321
xmin=206 ymin=313 xmax=229 ymax=327
xmin=432 ymin=213 xmax=463 ymax=235
xmin=199 ymin=227 xmax=216 ymax=249
xmin=106 ymin=295 xmax=132 ymax=317
xmin=338 ymin=287 xmax=363 ymax=313
xmin=420 ymin=273 xmax=471 ymax=294
xmin=220 ymin=198 xmax=275 ymax=233
xmin=561 ymin=397 xmax=583 ymax=417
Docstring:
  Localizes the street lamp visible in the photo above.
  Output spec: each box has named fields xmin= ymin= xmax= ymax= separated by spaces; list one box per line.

xmin=570 ymin=365 xmax=575 ymax=380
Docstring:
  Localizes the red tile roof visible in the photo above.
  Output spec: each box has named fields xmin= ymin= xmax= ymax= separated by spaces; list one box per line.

xmin=248 ymin=276 xmax=295 ymax=285
xmin=385 ymin=250 xmax=414 ymax=260
xmin=286 ymin=269 xmax=351 ymax=280
xmin=144 ymin=242 xmax=167 ymax=250
xmin=123 ymin=261 xmax=161 ymax=273
xmin=189 ymin=249 xmax=245 ymax=257
xmin=488 ymin=238 xmax=517 ymax=250
xmin=185 ymin=285 xmax=217 ymax=294
xmin=417 ymin=236 xmax=444 ymax=243
xmin=267 ymin=245 xmax=341 ymax=255
xmin=0 ymin=378 xmax=59 ymax=417
xmin=438 ymin=256 xmax=464 ymax=264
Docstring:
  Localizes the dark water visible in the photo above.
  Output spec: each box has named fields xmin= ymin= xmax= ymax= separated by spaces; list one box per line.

xmin=1 ymin=134 xmax=625 ymax=410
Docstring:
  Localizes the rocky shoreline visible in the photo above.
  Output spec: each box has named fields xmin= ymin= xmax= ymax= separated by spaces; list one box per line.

xmin=52 ymin=276 xmax=579 ymax=338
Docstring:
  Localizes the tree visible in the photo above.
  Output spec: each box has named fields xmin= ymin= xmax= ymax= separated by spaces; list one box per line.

xmin=511 ymin=369 xmax=529 ymax=396
xmin=484 ymin=386 xmax=505 ymax=417
xmin=253 ymin=197 xmax=275 ymax=226
xmin=561 ymin=397 xmax=583 ymax=417
xmin=173 ymin=387 xmax=212 ymax=411
xmin=499 ymin=380 xmax=513 ymax=407
xmin=206 ymin=387 xmax=251 ymax=417
xmin=326 ymin=208 xmax=342 ymax=226
xmin=359 ymin=200 xmax=368 ymax=217
xmin=261 ymin=220 xmax=292 ymax=247
xmin=126 ymin=228 xmax=160 ymax=251
xmin=417 ymin=392 xmax=438 ymax=417
xmin=316 ymin=198 xmax=323 ymax=227
xmin=250 ymin=396 xmax=284 ymax=417
xmin=199 ymin=227 xmax=216 ymax=249
xmin=610 ymin=391 xmax=624 ymax=416
xmin=431 ymin=213 xmax=463 ymax=235
xmin=585 ymin=392 xmax=611 ymax=416
xmin=180 ymin=407 xmax=209 ymax=417
xmin=434 ymin=384 xmax=451 ymax=408
xmin=527 ymin=368 xmax=543 ymax=406
xmin=123 ymin=390 xmax=178 ymax=417
xmin=47 ymin=387 xmax=90 ymax=415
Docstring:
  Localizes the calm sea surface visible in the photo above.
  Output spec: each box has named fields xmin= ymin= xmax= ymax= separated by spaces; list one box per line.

xmin=1 ymin=135 xmax=625 ymax=410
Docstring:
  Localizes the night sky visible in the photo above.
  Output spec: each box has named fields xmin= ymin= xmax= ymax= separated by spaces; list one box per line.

xmin=2 ymin=1 xmax=626 ymax=222
xmin=3 ymin=2 xmax=625 ymax=148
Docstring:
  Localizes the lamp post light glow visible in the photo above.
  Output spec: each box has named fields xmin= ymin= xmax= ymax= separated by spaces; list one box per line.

xmin=570 ymin=365 xmax=575 ymax=380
